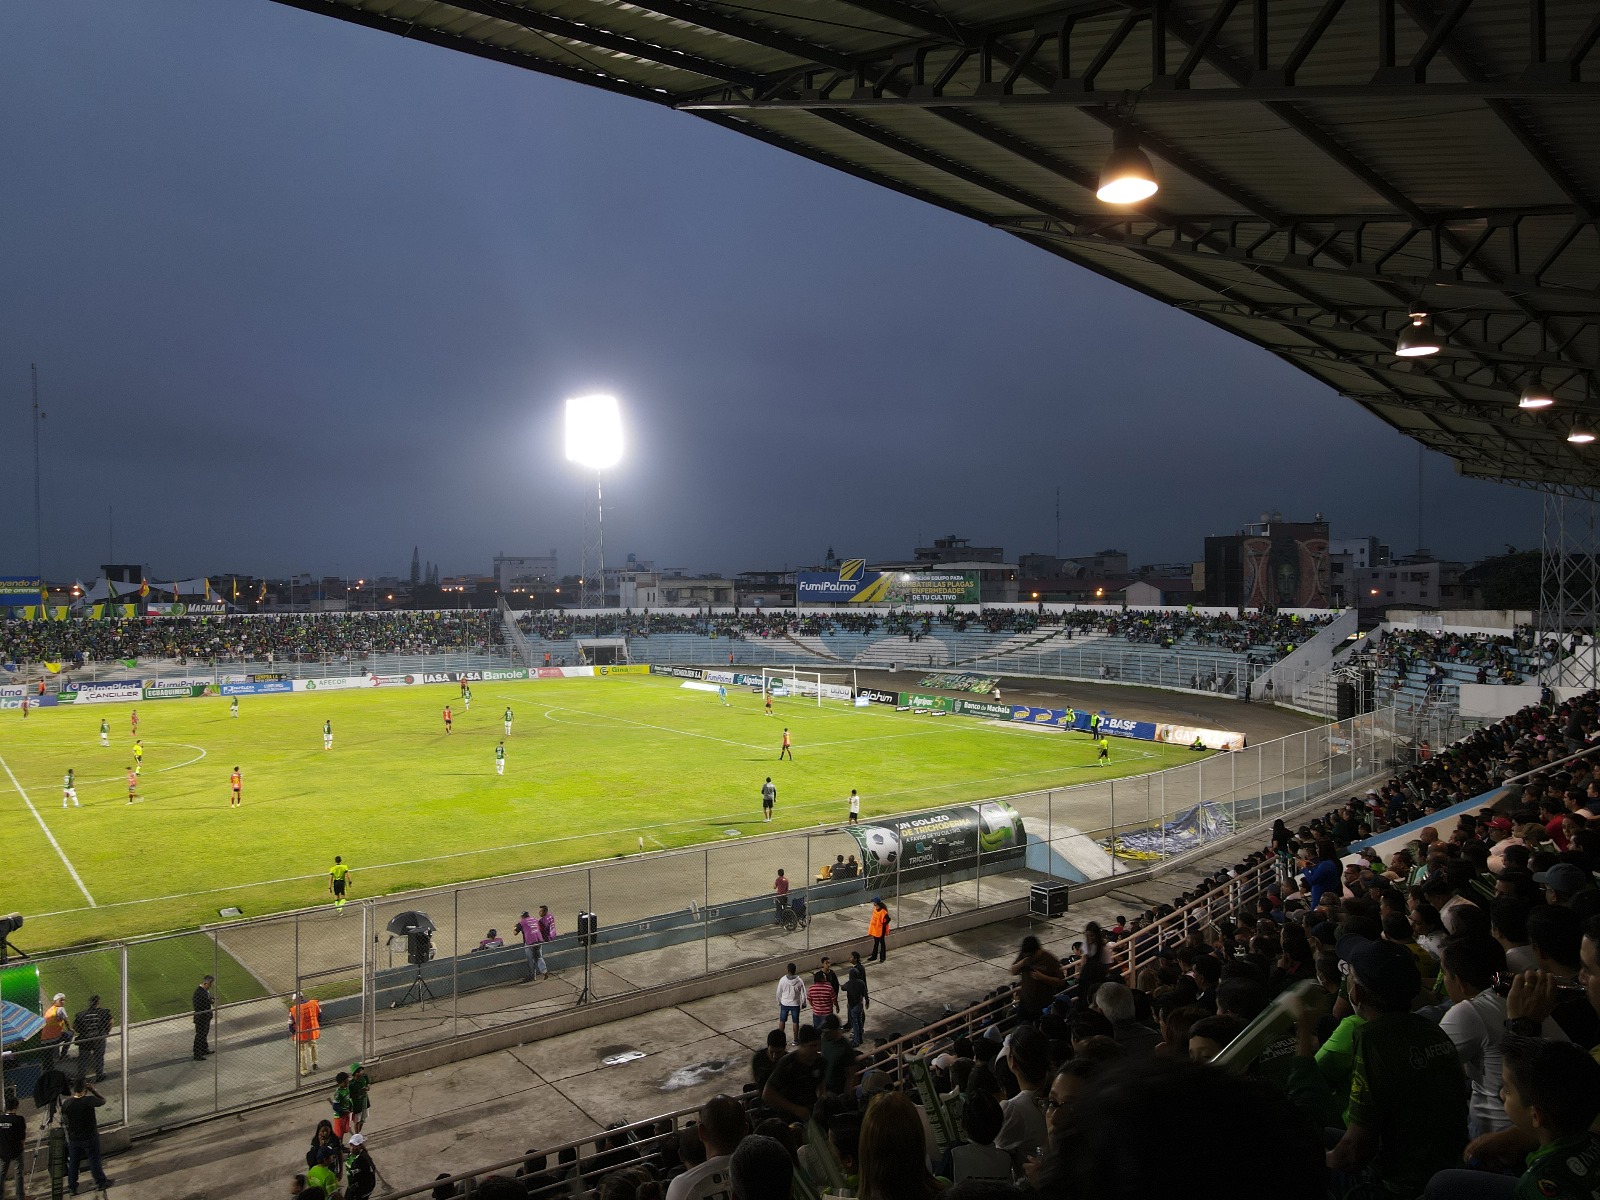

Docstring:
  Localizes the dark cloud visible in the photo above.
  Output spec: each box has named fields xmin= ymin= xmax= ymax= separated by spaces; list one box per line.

xmin=0 ymin=1 xmax=1539 ymax=582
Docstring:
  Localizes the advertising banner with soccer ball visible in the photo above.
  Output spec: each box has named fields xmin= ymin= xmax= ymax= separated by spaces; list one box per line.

xmin=846 ymin=800 xmax=1026 ymax=884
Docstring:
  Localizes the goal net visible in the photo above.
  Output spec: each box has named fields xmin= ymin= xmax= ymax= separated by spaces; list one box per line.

xmin=761 ymin=666 xmax=857 ymax=706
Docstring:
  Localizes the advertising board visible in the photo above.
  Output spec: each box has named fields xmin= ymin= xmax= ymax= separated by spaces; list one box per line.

xmin=73 ymin=680 xmax=143 ymax=704
xmin=293 ymin=676 xmax=364 ymax=692
xmin=650 ymin=665 xmax=704 ymax=680
xmin=0 ymin=577 xmax=42 ymax=608
xmin=596 ymin=664 xmax=649 ymax=675
xmin=222 ymin=680 xmax=294 ymax=696
xmin=856 ymin=687 xmax=899 ymax=705
xmin=366 ymin=674 xmax=418 ymax=688
xmin=420 ymin=668 xmax=531 ymax=685
xmin=796 ymin=561 xmax=981 ymax=605
xmin=142 ymin=682 xmax=210 ymax=700
xmin=846 ymin=800 xmax=1026 ymax=881
xmin=146 ymin=602 xmax=227 ymax=616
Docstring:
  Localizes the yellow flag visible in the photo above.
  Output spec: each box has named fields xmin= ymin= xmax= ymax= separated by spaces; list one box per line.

xmin=43 ymin=662 xmax=61 ymax=673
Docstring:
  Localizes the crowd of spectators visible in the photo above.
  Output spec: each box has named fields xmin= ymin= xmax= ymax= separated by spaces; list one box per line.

xmin=0 ymin=611 xmax=501 ymax=669
xmin=515 ymin=605 xmax=1330 ymax=655
xmin=398 ymin=689 xmax=1600 ymax=1200
xmin=1356 ymin=628 xmax=1546 ymax=688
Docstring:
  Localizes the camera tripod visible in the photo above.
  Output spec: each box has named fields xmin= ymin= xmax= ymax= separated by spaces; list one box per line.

xmin=575 ymin=937 xmax=596 ymax=1007
xmin=393 ymin=969 xmax=436 ymax=1008
xmin=929 ymin=863 xmax=951 ymax=920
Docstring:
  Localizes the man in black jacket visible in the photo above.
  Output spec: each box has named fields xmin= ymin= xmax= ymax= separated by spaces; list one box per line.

xmin=61 ymin=1078 xmax=113 ymax=1194
xmin=192 ymin=975 xmax=215 ymax=1060
xmin=73 ymin=995 xmax=113 ymax=1083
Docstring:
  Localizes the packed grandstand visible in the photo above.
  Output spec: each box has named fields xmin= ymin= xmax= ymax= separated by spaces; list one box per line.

xmin=338 ymin=689 xmax=1600 ymax=1200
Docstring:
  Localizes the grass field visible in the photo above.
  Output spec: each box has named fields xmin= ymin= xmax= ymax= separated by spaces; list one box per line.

xmin=0 ymin=673 xmax=1203 ymax=950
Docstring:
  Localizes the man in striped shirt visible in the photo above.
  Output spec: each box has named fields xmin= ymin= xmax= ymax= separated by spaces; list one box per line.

xmin=807 ymin=971 xmax=838 ymax=1029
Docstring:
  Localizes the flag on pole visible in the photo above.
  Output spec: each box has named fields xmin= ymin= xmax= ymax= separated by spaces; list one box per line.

xmin=43 ymin=662 xmax=61 ymax=673
xmin=139 ymin=580 xmax=150 ymax=598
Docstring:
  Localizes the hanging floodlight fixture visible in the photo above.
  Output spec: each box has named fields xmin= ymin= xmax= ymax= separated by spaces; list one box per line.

xmin=1518 ymin=381 xmax=1556 ymax=409
xmin=1567 ymin=426 xmax=1595 ymax=444
xmin=1394 ymin=312 xmax=1443 ymax=357
xmin=1096 ymin=128 xmax=1158 ymax=205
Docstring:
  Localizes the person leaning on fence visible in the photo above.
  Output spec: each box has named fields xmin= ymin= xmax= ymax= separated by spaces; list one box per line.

xmin=191 ymin=977 xmax=214 ymax=1061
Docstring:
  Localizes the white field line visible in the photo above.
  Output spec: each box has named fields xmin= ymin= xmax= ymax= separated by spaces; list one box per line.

xmin=0 ymin=748 xmax=98 ymax=907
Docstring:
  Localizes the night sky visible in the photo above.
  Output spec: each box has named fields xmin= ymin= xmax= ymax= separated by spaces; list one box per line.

xmin=0 ymin=1 xmax=1541 ymax=583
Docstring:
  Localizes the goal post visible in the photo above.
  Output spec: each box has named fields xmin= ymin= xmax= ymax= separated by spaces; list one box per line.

xmin=761 ymin=666 xmax=858 ymax=706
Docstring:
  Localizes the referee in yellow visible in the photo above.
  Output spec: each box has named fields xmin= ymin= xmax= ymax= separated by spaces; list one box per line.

xmin=329 ymin=856 xmax=352 ymax=912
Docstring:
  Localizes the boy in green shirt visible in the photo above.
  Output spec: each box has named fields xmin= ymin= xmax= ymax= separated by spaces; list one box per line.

xmin=1502 ymin=1036 xmax=1600 ymax=1200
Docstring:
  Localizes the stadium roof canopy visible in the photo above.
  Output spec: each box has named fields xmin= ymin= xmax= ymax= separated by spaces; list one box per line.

xmin=278 ymin=0 xmax=1600 ymax=489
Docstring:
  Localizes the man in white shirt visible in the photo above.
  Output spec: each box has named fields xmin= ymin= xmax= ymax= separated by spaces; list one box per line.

xmin=666 ymin=1094 xmax=746 ymax=1200
xmin=775 ymin=964 xmax=807 ymax=1044
xmin=1492 ymin=897 xmax=1540 ymax=973
xmin=995 ymin=1025 xmax=1049 ymax=1167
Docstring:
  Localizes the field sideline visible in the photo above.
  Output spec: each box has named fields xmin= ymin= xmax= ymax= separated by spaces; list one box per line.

xmin=0 ymin=673 xmax=1204 ymax=949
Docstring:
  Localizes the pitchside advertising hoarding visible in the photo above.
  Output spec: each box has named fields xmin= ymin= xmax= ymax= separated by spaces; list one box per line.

xmin=863 ymin=688 xmax=1246 ymax=750
xmin=0 ymin=685 xmax=25 ymax=710
xmin=796 ymin=559 xmax=980 ymax=604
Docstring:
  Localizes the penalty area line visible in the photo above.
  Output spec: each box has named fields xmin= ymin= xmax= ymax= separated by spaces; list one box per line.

xmin=0 ymin=749 xmax=97 ymax=907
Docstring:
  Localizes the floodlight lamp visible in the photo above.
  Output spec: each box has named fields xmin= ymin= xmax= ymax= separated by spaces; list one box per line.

xmin=1568 ymin=427 xmax=1595 ymax=445
xmin=1518 ymin=382 xmax=1556 ymax=409
xmin=1096 ymin=129 xmax=1158 ymax=205
xmin=565 ymin=394 xmax=623 ymax=470
xmin=1394 ymin=312 xmax=1442 ymax=357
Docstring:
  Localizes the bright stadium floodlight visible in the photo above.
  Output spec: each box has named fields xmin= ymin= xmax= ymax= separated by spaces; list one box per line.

xmin=565 ymin=394 xmax=624 ymax=611
xmin=565 ymin=394 xmax=623 ymax=470
xmin=1096 ymin=128 xmax=1159 ymax=205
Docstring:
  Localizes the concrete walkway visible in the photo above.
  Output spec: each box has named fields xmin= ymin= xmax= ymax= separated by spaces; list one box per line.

xmin=105 ymin=839 xmax=1252 ymax=1200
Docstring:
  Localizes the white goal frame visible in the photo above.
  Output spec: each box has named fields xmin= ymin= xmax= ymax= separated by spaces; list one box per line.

xmin=761 ymin=666 xmax=857 ymax=706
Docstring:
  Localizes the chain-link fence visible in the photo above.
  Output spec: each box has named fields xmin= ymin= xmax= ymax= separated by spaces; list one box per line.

xmin=0 ymin=707 xmax=1404 ymax=1136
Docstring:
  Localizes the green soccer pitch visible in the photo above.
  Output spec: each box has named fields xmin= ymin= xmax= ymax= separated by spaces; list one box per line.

xmin=0 ymin=673 xmax=1204 ymax=949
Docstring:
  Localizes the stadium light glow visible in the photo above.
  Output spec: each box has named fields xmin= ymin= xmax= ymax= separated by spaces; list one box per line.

xmin=565 ymin=394 xmax=623 ymax=470
xmin=1394 ymin=312 xmax=1443 ymax=357
xmin=1568 ymin=427 xmax=1595 ymax=444
xmin=1519 ymin=382 xmax=1556 ymax=409
xmin=1096 ymin=129 xmax=1158 ymax=204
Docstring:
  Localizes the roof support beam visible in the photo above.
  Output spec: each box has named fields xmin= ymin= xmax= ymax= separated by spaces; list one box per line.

xmin=678 ymin=79 xmax=1600 ymax=108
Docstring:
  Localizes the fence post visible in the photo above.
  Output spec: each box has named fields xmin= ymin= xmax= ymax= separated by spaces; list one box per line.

xmin=703 ymin=850 xmax=710 ymax=978
xmin=363 ymin=901 xmax=373 ymax=1060
xmin=212 ymin=931 xmax=220 ymax=1110
xmin=452 ymin=888 xmax=461 ymax=1037
xmin=1109 ymin=781 xmax=1117 ymax=876
xmin=119 ymin=942 xmax=130 ymax=1124
xmin=805 ymin=833 xmax=813 ymax=952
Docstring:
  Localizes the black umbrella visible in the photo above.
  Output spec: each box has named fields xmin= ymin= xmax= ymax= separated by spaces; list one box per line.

xmin=386 ymin=911 xmax=435 ymax=937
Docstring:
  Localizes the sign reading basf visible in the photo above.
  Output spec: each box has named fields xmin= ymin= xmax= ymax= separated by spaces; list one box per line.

xmin=75 ymin=681 xmax=144 ymax=704
xmin=856 ymin=687 xmax=898 ymax=705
